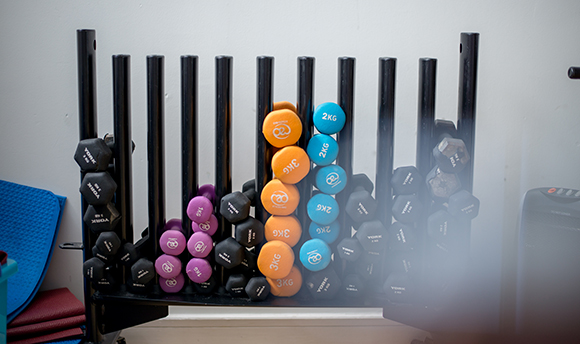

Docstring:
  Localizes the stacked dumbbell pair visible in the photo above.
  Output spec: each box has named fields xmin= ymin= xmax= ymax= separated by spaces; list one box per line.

xmin=215 ymin=180 xmax=270 ymax=300
xmin=76 ymin=137 xmax=124 ymax=291
xmin=425 ymin=120 xmax=480 ymax=263
xmin=299 ymin=102 xmax=351 ymax=300
xmin=251 ymin=101 xmax=311 ymax=299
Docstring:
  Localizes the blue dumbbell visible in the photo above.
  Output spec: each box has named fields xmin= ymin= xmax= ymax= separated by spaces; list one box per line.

xmin=307 ymin=134 xmax=339 ymax=166
xmin=315 ymin=164 xmax=347 ymax=195
xmin=308 ymin=220 xmax=341 ymax=244
xmin=307 ymin=193 xmax=340 ymax=225
xmin=299 ymin=238 xmax=332 ymax=272
xmin=313 ymin=102 xmax=346 ymax=135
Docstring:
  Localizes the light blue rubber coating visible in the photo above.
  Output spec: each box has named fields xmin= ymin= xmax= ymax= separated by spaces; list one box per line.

xmin=306 ymin=134 xmax=339 ymax=166
xmin=307 ymin=193 xmax=340 ymax=225
xmin=299 ymin=238 xmax=332 ymax=272
xmin=315 ymin=164 xmax=347 ymax=195
xmin=308 ymin=220 xmax=341 ymax=244
xmin=313 ymin=102 xmax=346 ymax=135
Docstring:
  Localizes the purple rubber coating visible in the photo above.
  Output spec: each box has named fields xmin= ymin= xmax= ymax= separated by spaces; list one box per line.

xmin=192 ymin=214 xmax=218 ymax=236
xmin=186 ymin=258 xmax=213 ymax=283
xmin=155 ymin=254 xmax=182 ymax=279
xmin=164 ymin=218 xmax=183 ymax=232
xmin=160 ymin=273 xmax=185 ymax=293
xmin=198 ymin=184 xmax=216 ymax=204
xmin=187 ymin=232 xmax=214 ymax=258
xmin=187 ymin=196 xmax=214 ymax=224
xmin=160 ymin=229 xmax=187 ymax=256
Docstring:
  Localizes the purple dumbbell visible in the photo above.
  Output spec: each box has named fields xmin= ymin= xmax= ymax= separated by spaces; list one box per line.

xmin=187 ymin=196 xmax=214 ymax=224
xmin=165 ymin=218 xmax=182 ymax=232
xmin=192 ymin=214 xmax=218 ymax=236
xmin=187 ymin=232 xmax=213 ymax=258
xmin=155 ymin=254 xmax=182 ymax=279
xmin=186 ymin=258 xmax=213 ymax=284
xmin=159 ymin=273 xmax=185 ymax=293
xmin=198 ymin=184 xmax=216 ymax=204
xmin=160 ymin=229 xmax=187 ymax=256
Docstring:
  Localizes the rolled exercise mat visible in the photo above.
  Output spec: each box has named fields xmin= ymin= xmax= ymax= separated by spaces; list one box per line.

xmin=0 ymin=180 xmax=66 ymax=323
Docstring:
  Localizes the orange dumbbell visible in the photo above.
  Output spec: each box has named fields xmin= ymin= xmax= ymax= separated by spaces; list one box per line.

xmin=271 ymin=146 xmax=310 ymax=184
xmin=264 ymin=215 xmax=302 ymax=248
xmin=257 ymin=240 xmax=295 ymax=279
xmin=273 ymin=101 xmax=297 ymax=114
xmin=267 ymin=265 xmax=303 ymax=297
xmin=260 ymin=179 xmax=300 ymax=216
xmin=262 ymin=109 xmax=302 ymax=148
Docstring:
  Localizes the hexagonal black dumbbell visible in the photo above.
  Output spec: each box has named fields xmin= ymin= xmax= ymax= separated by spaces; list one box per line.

xmin=119 ymin=235 xmax=150 ymax=267
xmin=83 ymin=203 xmax=121 ymax=233
xmin=305 ymin=266 xmax=341 ymax=300
xmin=425 ymin=166 xmax=461 ymax=201
xmin=103 ymin=133 xmax=136 ymax=156
xmin=345 ymin=174 xmax=377 ymax=223
xmin=220 ymin=181 xmax=257 ymax=223
xmin=388 ymin=222 xmax=416 ymax=252
xmin=383 ymin=272 xmax=414 ymax=304
xmin=427 ymin=210 xmax=457 ymax=242
xmin=242 ymin=179 xmax=257 ymax=207
xmin=433 ymin=136 xmax=470 ymax=174
xmin=80 ymin=172 xmax=117 ymax=205
xmin=235 ymin=249 xmax=257 ymax=275
xmin=355 ymin=220 xmax=389 ymax=252
xmin=448 ymin=190 xmax=480 ymax=220
xmin=245 ymin=276 xmax=270 ymax=301
xmin=341 ymin=273 xmax=366 ymax=298
xmin=391 ymin=166 xmax=423 ymax=195
xmin=92 ymin=231 xmax=122 ymax=263
xmin=193 ymin=275 xmax=218 ymax=294
xmin=433 ymin=119 xmax=458 ymax=144
xmin=356 ymin=251 xmax=383 ymax=280
xmin=392 ymin=194 xmax=423 ymax=224
xmin=92 ymin=270 xmax=118 ymax=293
xmin=215 ymin=237 xmax=245 ymax=269
xmin=336 ymin=237 xmax=363 ymax=262
xmin=74 ymin=138 xmax=113 ymax=172
xmin=225 ymin=274 xmax=248 ymax=297
xmin=130 ymin=258 xmax=155 ymax=285
xmin=83 ymin=257 xmax=106 ymax=282
xmin=234 ymin=216 xmax=264 ymax=248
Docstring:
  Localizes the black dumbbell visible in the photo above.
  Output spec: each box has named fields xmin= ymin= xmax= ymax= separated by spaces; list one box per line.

xmin=92 ymin=231 xmax=122 ymax=263
xmin=448 ymin=190 xmax=480 ymax=220
xmin=92 ymin=271 xmax=118 ymax=293
xmin=74 ymin=138 xmax=113 ymax=172
xmin=433 ymin=119 xmax=458 ymax=143
xmin=234 ymin=249 xmax=257 ymax=275
xmin=425 ymin=166 xmax=461 ymax=201
xmin=103 ymin=133 xmax=136 ymax=156
xmin=130 ymin=257 xmax=155 ymax=285
xmin=193 ymin=275 xmax=218 ymax=294
xmin=383 ymin=272 xmax=414 ymax=304
xmin=336 ymin=237 xmax=363 ymax=262
xmin=80 ymin=172 xmax=117 ymax=205
xmin=83 ymin=257 xmax=106 ymax=282
xmin=356 ymin=251 xmax=384 ymax=280
xmin=391 ymin=194 xmax=423 ymax=224
xmin=341 ymin=273 xmax=366 ymax=298
xmin=391 ymin=166 xmax=423 ymax=195
xmin=305 ymin=266 xmax=342 ymax=300
xmin=119 ymin=235 xmax=151 ymax=267
xmin=355 ymin=220 xmax=389 ymax=252
xmin=225 ymin=274 xmax=248 ymax=297
xmin=219 ymin=181 xmax=257 ymax=223
xmin=83 ymin=203 xmax=121 ymax=233
xmin=245 ymin=276 xmax=270 ymax=302
xmin=345 ymin=174 xmax=377 ymax=223
xmin=388 ymin=222 xmax=416 ymax=252
xmin=215 ymin=237 xmax=245 ymax=269
xmin=234 ymin=216 xmax=264 ymax=248
xmin=427 ymin=210 xmax=457 ymax=242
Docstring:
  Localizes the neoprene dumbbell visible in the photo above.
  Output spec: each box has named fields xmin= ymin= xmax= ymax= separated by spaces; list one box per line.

xmin=345 ymin=174 xmax=377 ymax=223
xmin=83 ymin=203 xmax=121 ymax=233
xmin=356 ymin=251 xmax=383 ymax=280
xmin=215 ymin=237 xmax=245 ymax=269
xmin=299 ymin=238 xmax=332 ymax=272
xmin=427 ymin=210 xmax=457 ymax=242
xmin=234 ymin=249 xmax=257 ymax=275
xmin=262 ymin=108 xmax=303 ymax=148
xmin=219 ymin=183 xmax=257 ymax=223
xmin=83 ymin=257 xmax=106 ymax=282
xmin=391 ymin=166 xmax=423 ymax=195
xmin=314 ymin=164 xmax=347 ymax=195
xmin=193 ymin=274 xmax=218 ymax=294
xmin=264 ymin=215 xmax=302 ymax=248
xmin=225 ymin=274 xmax=248 ymax=297
xmin=336 ymin=237 xmax=363 ymax=262
xmin=447 ymin=190 xmax=480 ymax=220
xmin=186 ymin=258 xmax=212 ymax=283
xmin=92 ymin=270 xmax=118 ymax=293
xmin=355 ymin=220 xmax=389 ymax=252
xmin=234 ymin=216 xmax=264 ymax=248
xmin=306 ymin=134 xmax=339 ymax=167
xmin=305 ymin=266 xmax=342 ymax=300
xmin=273 ymin=100 xmax=297 ymax=113
xmin=260 ymin=179 xmax=300 ymax=216
xmin=245 ymin=276 xmax=270 ymax=302
xmin=308 ymin=220 xmax=340 ymax=244
xmin=342 ymin=273 xmax=366 ymax=298
xmin=187 ymin=195 xmax=214 ymax=224
xmin=130 ymin=257 xmax=155 ymax=285
xmin=187 ymin=231 xmax=213 ymax=258
xmin=266 ymin=265 xmax=303 ymax=298
xmin=272 ymin=146 xmax=311 ymax=184
xmin=257 ymin=240 xmax=295 ymax=279
xmin=160 ymin=228 xmax=187 ymax=256
xmin=198 ymin=184 xmax=217 ymax=205
xmin=433 ymin=137 xmax=470 ymax=174
xmin=307 ymin=193 xmax=340 ymax=225
xmin=383 ymin=272 xmax=414 ymax=303
xmin=92 ymin=231 xmax=121 ymax=263
xmin=74 ymin=138 xmax=113 ymax=172
xmin=425 ymin=166 xmax=462 ymax=201
xmin=80 ymin=172 xmax=117 ymax=205
xmin=312 ymin=102 xmax=346 ymax=135
xmin=155 ymin=254 xmax=182 ymax=279
xmin=119 ymin=235 xmax=149 ymax=267
xmin=391 ymin=195 xmax=424 ymax=224
xmin=159 ymin=273 xmax=185 ymax=293
xmin=388 ymin=222 xmax=416 ymax=252
xmin=192 ymin=214 xmax=218 ymax=236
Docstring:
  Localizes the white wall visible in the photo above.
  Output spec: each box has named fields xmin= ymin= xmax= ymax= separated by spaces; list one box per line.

xmin=1 ymin=0 xmax=579 ymax=333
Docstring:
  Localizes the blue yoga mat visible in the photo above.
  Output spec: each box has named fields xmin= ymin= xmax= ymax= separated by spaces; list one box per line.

xmin=0 ymin=180 xmax=66 ymax=323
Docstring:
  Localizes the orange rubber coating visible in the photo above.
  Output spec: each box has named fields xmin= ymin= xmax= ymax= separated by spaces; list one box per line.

xmin=261 ymin=179 xmax=300 ymax=216
xmin=264 ymin=215 xmax=302 ymax=247
xmin=257 ymin=240 xmax=295 ymax=279
xmin=262 ymin=109 xmax=303 ymax=148
xmin=271 ymin=146 xmax=310 ymax=184
xmin=273 ymin=101 xmax=297 ymax=114
xmin=267 ymin=265 xmax=302 ymax=297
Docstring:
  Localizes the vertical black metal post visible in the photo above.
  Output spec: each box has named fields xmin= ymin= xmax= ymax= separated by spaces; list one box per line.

xmin=295 ymin=56 xmax=315 ymax=247
xmin=336 ymin=57 xmax=356 ymax=277
xmin=215 ymin=56 xmax=233 ymax=286
xmin=375 ymin=57 xmax=396 ymax=228
xmin=456 ymin=33 xmax=479 ymax=194
xmin=181 ymin=56 xmax=198 ymax=237
xmin=255 ymin=56 xmax=274 ymax=224
xmin=113 ymin=55 xmax=133 ymax=268
xmin=77 ymin=29 xmax=100 ymax=344
xmin=147 ymin=55 xmax=166 ymax=289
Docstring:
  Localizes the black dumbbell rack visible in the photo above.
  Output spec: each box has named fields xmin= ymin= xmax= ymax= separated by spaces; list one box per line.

xmin=75 ymin=29 xmax=479 ymax=343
